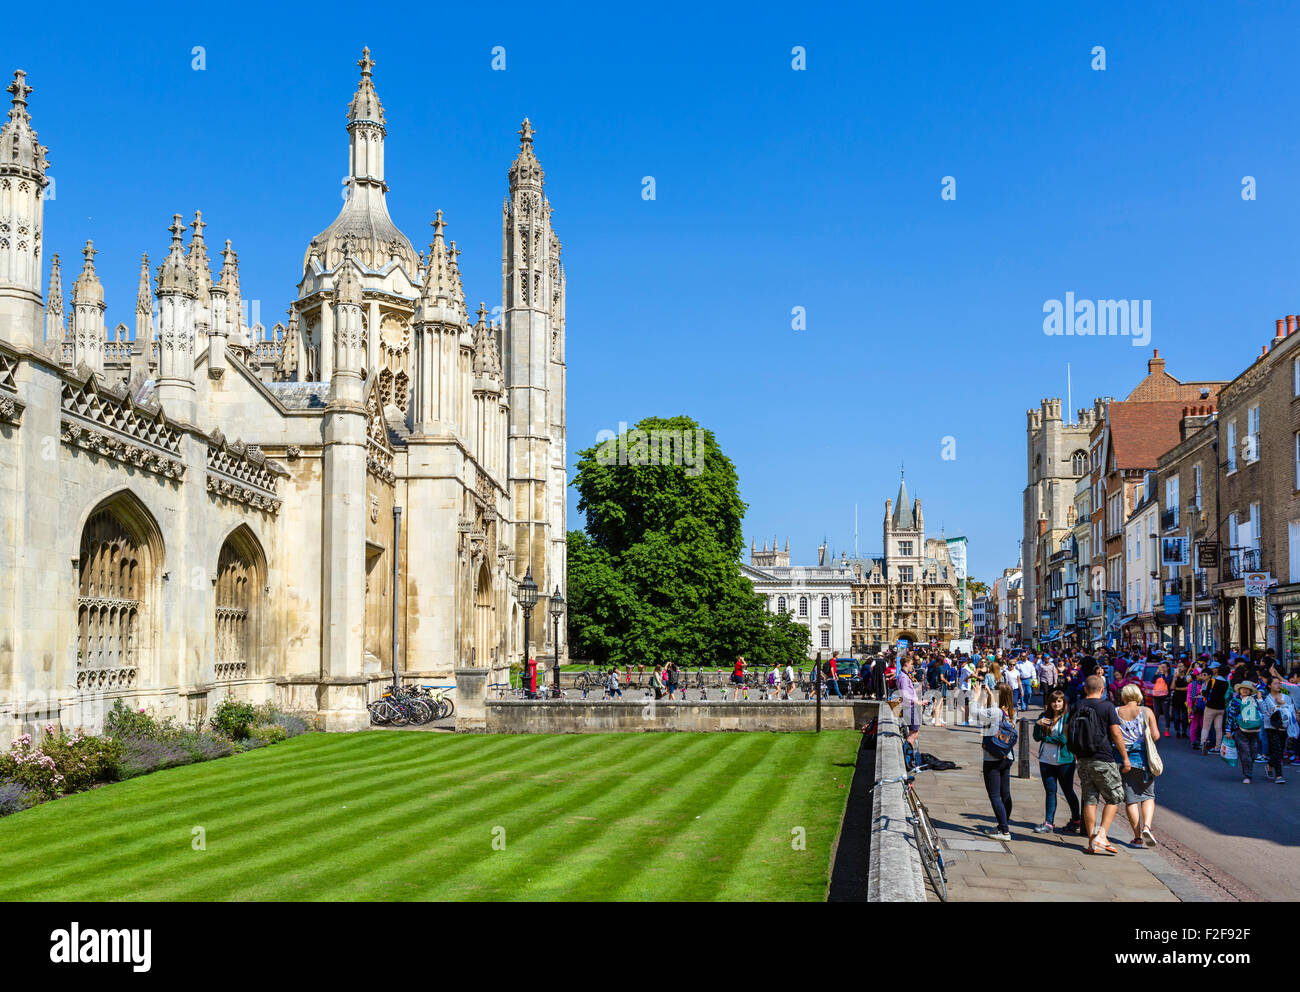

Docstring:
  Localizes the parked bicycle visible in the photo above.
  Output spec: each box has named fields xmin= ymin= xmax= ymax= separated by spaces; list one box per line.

xmin=368 ymin=688 xmax=436 ymax=726
xmin=870 ymin=763 xmax=947 ymax=902
xmin=405 ymin=683 xmax=457 ymax=720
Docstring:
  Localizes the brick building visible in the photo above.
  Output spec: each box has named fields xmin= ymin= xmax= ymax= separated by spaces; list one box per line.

xmin=1154 ymin=406 xmax=1218 ymax=653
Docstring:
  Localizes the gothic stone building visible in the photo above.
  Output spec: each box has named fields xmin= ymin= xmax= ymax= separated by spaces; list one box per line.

xmin=0 ymin=51 xmax=567 ymax=742
xmin=846 ymin=477 xmax=963 ymax=655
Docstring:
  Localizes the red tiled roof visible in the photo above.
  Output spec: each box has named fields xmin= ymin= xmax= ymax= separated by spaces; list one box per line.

xmin=1107 ymin=400 xmax=1194 ymax=470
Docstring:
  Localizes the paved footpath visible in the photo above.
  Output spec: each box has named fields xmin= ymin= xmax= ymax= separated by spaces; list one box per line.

xmin=911 ymin=702 xmax=1218 ymax=902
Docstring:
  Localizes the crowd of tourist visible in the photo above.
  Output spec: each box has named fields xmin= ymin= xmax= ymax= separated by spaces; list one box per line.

xmin=880 ymin=643 xmax=1300 ymax=851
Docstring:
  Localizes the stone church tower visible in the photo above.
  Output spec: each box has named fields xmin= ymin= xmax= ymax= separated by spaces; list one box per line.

xmin=503 ymin=118 xmax=567 ymax=639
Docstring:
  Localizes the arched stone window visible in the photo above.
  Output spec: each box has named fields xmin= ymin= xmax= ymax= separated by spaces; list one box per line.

xmin=798 ymin=596 xmax=808 ymax=617
xmin=1071 ymin=449 xmax=1088 ymax=476
xmin=214 ymin=525 xmax=266 ymax=680
xmin=76 ymin=491 xmax=163 ymax=690
xmin=777 ymin=596 xmax=787 ymax=613
xmin=820 ymin=596 xmax=830 ymax=617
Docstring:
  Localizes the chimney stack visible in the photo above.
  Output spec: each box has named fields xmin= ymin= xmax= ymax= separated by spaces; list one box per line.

xmin=1276 ymin=319 xmax=1285 ymax=340
xmin=1147 ymin=349 xmax=1165 ymax=375
xmin=1287 ymin=315 xmax=1296 ymax=336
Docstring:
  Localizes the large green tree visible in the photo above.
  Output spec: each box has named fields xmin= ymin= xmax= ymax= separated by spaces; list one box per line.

xmin=567 ymin=416 xmax=808 ymax=667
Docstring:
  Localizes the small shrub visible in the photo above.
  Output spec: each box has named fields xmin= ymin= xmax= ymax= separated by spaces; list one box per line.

xmin=177 ymin=730 xmax=235 ymax=761
xmin=211 ymin=698 xmax=256 ymax=740
xmin=42 ymin=730 xmax=122 ymax=791
xmin=251 ymin=723 xmax=289 ymax=745
xmin=0 ymin=780 xmax=33 ymax=816
xmin=252 ymin=704 xmax=316 ymax=737
xmin=115 ymin=736 xmax=194 ymax=780
xmin=105 ymin=699 xmax=162 ymax=739
xmin=0 ymin=733 xmax=65 ymax=800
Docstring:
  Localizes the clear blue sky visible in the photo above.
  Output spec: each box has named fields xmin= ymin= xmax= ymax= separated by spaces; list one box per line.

xmin=9 ymin=1 xmax=1300 ymax=581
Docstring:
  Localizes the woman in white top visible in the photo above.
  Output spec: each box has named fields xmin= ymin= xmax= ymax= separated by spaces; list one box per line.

xmin=971 ymin=682 xmax=1017 ymax=841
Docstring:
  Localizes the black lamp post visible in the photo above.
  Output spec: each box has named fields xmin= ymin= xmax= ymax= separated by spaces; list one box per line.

xmin=550 ymin=585 xmax=565 ymax=699
xmin=519 ymin=567 xmax=538 ymax=697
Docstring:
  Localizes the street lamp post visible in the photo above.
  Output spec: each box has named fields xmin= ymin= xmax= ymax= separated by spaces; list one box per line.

xmin=519 ymin=567 xmax=538 ymax=698
xmin=550 ymin=585 xmax=565 ymax=699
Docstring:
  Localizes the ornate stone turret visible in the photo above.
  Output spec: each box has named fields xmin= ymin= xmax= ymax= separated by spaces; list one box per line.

xmin=208 ymin=239 xmax=239 ymax=377
xmin=0 ymin=69 xmax=50 ymax=348
xmin=410 ymin=211 xmax=463 ymax=436
xmin=304 ymin=47 xmax=416 ymax=275
xmin=134 ymin=254 xmax=152 ymax=341
xmin=70 ymin=241 xmax=105 ymax=374
xmin=330 ymin=253 xmax=365 ymax=403
xmin=45 ymin=251 xmax=63 ymax=343
xmin=155 ymin=214 xmax=198 ymax=420
xmin=472 ymin=302 xmax=502 ymax=382
xmin=187 ymin=211 xmax=212 ymax=306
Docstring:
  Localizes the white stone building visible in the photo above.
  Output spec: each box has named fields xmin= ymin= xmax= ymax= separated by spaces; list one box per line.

xmin=743 ymin=549 xmax=853 ymax=658
xmin=0 ymin=52 xmax=567 ymax=743
xmin=1123 ymin=477 xmax=1161 ymax=647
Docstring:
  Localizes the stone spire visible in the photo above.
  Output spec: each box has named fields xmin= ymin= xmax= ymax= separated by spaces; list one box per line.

xmin=157 ymin=214 xmax=197 ymax=296
xmin=187 ymin=210 xmax=212 ymax=303
xmin=45 ymin=252 xmax=64 ymax=343
xmin=0 ymin=69 xmax=51 ymax=347
xmin=472 ymin=301 xmax=501 ymax=380
xmin=155 ymin=215 xmax=198 ymax=420
xmin=347 ymin=46 xmax=384 ymax=126
xmin=419 ymin=211 xmax=456 ymax=314
xmin=508 ymin=117 xmax=544 ymax=189
xmin=135 ymin=254 xmax=152 ymax=314
xmin=208 ymin=239 xmax=241 ymax=377
xmin=132 ymin=253 xmax=153 ymax=351
xmin=448 ymin=240 xmax=466 ymax=318
xmin=305 ymin=48 xmax=415 ymax=274
xmin=70 ymin=241 xmax=105 ymax=373
xmin=277 ymin=305 xmax=301 ymax=379
xmin=892 ymin=470 xmax=915 ymax=530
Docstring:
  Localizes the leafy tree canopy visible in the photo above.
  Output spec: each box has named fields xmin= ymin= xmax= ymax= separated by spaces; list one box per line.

xmin=567 ymin=416 xmax=809 ymax=668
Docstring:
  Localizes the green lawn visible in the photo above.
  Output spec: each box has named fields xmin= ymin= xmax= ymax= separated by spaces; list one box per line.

xmin=0 ymin=730 xmax=861 ymax=901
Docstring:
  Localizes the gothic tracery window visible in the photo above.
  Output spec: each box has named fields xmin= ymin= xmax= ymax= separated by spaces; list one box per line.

xmin=215 ymin=540 xmax=252 ymax=668
xmin=78 ymin=510 xmax=141 ymax=673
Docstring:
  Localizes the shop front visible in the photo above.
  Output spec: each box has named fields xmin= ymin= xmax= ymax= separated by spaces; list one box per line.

xmin=1219 ymin=587 xmax=1267 ymax=653
xmin=1269 ymin=583 xmax=1300 ymax=674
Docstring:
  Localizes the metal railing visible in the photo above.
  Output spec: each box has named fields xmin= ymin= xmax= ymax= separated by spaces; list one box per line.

xmin=1223 ymin=548 xmax=1261 ymax=581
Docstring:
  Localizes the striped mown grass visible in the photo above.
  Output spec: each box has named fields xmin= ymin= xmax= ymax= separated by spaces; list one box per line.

xmin=0 ymin=730 xmax=861 ymax=901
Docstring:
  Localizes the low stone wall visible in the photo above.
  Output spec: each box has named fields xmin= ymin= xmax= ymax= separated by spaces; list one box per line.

xmin=483 ymin=698 xmax=876 ymax=734
xmin=867 ymin=706 xmax=927 ymax=902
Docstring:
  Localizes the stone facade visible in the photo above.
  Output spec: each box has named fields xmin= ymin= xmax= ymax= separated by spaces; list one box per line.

xmin=844 ymin=476 xmax=963 ymax=654
xmin=743 ymin=547 xmax=853 ymax=658
xmin=0 ymin=53 xmax=567 ymax=744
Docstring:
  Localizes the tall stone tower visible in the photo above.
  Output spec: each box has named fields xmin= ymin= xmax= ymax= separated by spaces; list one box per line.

xmin=503 ymin=118 xmax=567 ymax=655
xmin=0 ymin=70 xmax=49 ymax=348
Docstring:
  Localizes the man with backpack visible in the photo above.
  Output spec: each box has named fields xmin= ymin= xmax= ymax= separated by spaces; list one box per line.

xmin=1070 ymin=674 xmax=1129 ymax=855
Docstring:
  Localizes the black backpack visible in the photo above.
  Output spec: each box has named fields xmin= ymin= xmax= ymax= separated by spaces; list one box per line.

xmin=1067 ymin=704 xmax=1109 ymax=759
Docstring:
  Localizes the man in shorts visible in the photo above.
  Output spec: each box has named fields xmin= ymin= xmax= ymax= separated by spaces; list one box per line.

xmin=1075 ymin=674 xmax=1129 ymax=853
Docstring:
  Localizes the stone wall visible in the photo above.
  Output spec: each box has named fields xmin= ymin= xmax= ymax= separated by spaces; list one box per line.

xmin=482 ymin=698 xmax=875 ymax=734
xmin=866 ymin=705 xmax=927 ymax=902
